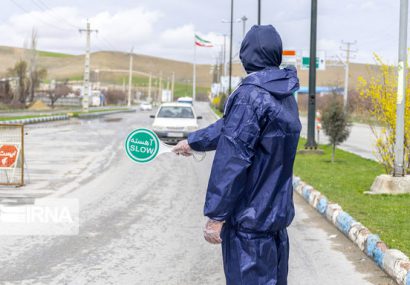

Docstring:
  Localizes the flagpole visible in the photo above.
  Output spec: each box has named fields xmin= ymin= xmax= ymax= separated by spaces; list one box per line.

xmin=193 ymin=34 xmax=197 ymax=102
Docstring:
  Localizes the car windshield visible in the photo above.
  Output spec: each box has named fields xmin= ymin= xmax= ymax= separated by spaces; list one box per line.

xmin=157 ymin=106 xmax=194 ymax=118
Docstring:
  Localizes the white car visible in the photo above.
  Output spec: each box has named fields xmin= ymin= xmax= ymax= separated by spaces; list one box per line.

xmin=140 ymin=102 xmax=153 ymax=111
xmin=177 ymin=97 xmax=193 ymax=105
xmin=150 ymin=103 xmax=202 ymax=144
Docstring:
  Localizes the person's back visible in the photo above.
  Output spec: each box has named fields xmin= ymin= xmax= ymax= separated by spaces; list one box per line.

xmin=223 ymin=68 xmax=301 ymax=233
xmin=173 ymin=25 xmax=301 ymax=285
xmin=204 ymin=26 xmax=301 ymax=234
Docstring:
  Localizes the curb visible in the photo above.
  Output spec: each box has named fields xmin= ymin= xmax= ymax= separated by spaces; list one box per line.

xmin=0 ymin=109 xmax=135 ymax=125
xmin=208 ymin=103 xmax=222 ymax=121
xmin=77 ymin=109 xmax=135 ymax=118
xmin=293 ymin=176 xmax=410 ymax=285
xmin=1 ymin=115 xmax=69 ymax=125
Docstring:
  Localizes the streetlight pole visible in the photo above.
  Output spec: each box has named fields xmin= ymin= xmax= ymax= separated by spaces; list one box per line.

xmin=258 ymin=0 xmax=261 ymax=25
xmin=223 ymin=34 xmax=227 ymax=76
xmin=305 ymin=0 xmax=318 ymax=149
xmin=241 ymin=15 xmax=248 ymax=38
xmin=394 ymin=0 xmax=408 ymax=177
xmin=128 ymin=47 xmax=134 ymax=107
xmin=228 ymin=0 xmax=234 ymax=94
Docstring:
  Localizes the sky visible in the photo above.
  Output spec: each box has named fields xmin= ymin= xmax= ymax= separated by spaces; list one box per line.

xmin=0 ymin=0 xmax=404 ymax=64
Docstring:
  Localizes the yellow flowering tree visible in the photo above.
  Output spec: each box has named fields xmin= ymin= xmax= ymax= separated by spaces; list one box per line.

xmin=357 ymin=54 xmax=410 ymax=173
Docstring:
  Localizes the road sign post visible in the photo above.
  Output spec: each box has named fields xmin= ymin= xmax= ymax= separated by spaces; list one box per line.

xmin=0 ymin=124 xmax=24 ymax=186
xmin=305 ymin=0 xmax=318 ymax=150
xmin=282 ymin=50 xmax=298 ymax=102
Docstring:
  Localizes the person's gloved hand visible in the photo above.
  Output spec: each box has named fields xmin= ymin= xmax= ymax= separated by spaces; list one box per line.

xmin=172 ymin=139 xmax=192 ymax=156
xmin=204 ymin=219 xmax=224 ymax=244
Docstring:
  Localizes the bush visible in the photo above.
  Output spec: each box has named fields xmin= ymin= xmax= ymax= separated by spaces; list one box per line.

xmin=105 ymin=89 xmax=126 ymax=105
xmin=357 ymin=54 xmax=410 ymax=173
xmin=212 ymin=96 xmax=221 ymax=108
xmin=218 ymin=94 xmax=227 ymax=113
xmin=322 ymin=95 xmax=351 ymax=162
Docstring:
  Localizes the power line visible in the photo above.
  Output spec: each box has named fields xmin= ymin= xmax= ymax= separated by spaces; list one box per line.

xmin=30 ymin=0 xmax=81 ymax=30
xmin=33 ymin=0 xmax=122 ymax=52
xmin=9 ymin=0 xmax=71 ymax=32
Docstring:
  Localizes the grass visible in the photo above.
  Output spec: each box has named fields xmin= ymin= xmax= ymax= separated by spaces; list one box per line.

xmin=294 ymin=138 xmax=410 ymax=256
xmin=0 ymin=107 xmax=131 ymax=120
xmin=69 ymin=107 xmax=131 ymax=117
xmin=38 ymin=50 xmax=73 ymax=58
xmin=210 ymin=105 xmax=223 ymax=117
xmin=0 ymin=114 xmax=64 ymax=121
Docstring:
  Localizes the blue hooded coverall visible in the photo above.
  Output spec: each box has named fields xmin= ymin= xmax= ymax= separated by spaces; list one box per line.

xmin=188 ymin=25 xmax=301 ymax=285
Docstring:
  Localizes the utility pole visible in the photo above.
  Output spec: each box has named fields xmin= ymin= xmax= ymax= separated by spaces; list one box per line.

xmin=29 ymin=28 xmax=37 ymax=103
xmin=148 ymin=73 xmax=152 ymax=103
xmin=394 ymin=0 xmax=408 ymax=177
xmin=305 ymin=0 xmax=318 ymax=149
xmin=128 ymin=47 xmax=134 ymax=107
xmin=159 ymin=71 xmax=163 ymax=103
xmin=79 ymin=21 xmax=98 ymax=112
xmin=223 ymin=34 xmax=227 ymax=76
xmin=258 ymin=0 xmax=261 ymax=25
xmin=171 ymin=72 xmax=175 ymax=101
xmin=241 ymin=15 xmax=248 ymax=38
xmin=228 ymin=0 xmax=234 ymax=94
xmin=193 ymin=39 xmax=197 ymax=102
xmin=340 ymin=41 xmax=357 ymax=108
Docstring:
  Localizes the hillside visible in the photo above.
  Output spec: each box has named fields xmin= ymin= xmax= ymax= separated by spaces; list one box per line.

xmin=0 ymin=45 xmax=379 ymax=91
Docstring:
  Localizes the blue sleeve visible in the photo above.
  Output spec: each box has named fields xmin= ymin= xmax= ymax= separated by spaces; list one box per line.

xmin=204 ymin=102 xmax=261 ymax=221
xmin=187 ymin=118 xmax=224 ymax=152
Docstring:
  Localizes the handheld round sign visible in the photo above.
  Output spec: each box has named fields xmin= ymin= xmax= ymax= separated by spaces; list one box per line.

xmin=125 ymin=128 xmax=206 ymax=164
xmin=125 ymin=128 xmax=161 ymax=163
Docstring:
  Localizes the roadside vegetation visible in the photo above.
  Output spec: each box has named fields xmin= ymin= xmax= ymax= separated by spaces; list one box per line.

xmin=0 ymin=113 xmax=64 ymax=121
xmin=321 ymin=94 xmax=351 ymax=162
xmin=357 ymin=54 xmax=410 ymax=173
xmin=294 ymin=138 xmax=410 ymax=256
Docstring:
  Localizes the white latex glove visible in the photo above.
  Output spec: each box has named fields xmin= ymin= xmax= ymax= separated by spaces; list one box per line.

xmin=172 ymin=139 xmax=192 ymax=156
xmin=203 ymin=219 xmax=224 ymax=244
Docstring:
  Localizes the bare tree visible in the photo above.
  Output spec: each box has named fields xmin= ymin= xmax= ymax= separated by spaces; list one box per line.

xmin=0 ymin=80 xmax=13 ymax=104
xmin=7 ymin=60 xmax=29 ymax=104
xmin=48 ymin=80 xmax=71 ymax=108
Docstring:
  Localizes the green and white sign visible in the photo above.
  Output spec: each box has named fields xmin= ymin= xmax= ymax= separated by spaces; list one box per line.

xmin=125 ymin=128 xmax=161 ymax=163
xmin=301 ymin=50 xmax=326 ymax=70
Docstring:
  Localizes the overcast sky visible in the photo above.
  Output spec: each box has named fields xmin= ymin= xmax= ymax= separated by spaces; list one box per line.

xmin=0 ymin=0 xmax=403 ymax=64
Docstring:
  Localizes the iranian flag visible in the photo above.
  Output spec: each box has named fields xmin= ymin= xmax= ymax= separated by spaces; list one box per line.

xmin=195 ymin=34 xmax=213 ymax=47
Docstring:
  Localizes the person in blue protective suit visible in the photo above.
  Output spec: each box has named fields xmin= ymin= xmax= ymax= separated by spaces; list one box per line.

xmin=173 ymin=25 xmax=301 ymax=285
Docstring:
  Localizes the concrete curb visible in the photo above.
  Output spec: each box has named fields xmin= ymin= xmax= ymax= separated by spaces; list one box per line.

xmin=0 ymin=109 xmax=135 ymax=125
xmin=293 ymin=176 xmax=410 ymax=285
xmin=207 ymin=103 xmax=221 ymax=121
xmin=77 ymin=109 xmax=135 ymax=118
xmin=1 ymin=115 xmax=69 ymax=125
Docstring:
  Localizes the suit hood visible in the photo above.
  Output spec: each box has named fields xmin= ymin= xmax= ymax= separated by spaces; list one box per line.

xmin=240 ymin=25 xmax=283 ymax=73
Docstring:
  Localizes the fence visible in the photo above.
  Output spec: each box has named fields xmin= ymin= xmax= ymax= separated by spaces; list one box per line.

xmin=0 ymin=124 xmax=24 ymax=186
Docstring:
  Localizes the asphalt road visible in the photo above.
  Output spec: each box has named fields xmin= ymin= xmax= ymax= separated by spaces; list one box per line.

xmin=300 ymin=116 xmax=378 ymax=160
xmin=0 ymin=103 xmax=394 ymax=284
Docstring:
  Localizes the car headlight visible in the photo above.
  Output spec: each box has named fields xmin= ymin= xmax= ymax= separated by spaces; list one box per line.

xmin=186 ymin=125 xmax=198 ymax=131
xmin=152 ymin=125 xmax=165 ymax=131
